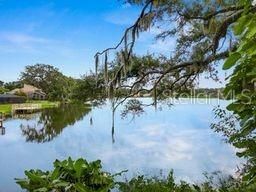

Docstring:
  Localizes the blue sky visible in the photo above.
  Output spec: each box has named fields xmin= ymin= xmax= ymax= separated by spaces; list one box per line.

xmin=0 ymin=0 xmax=224 ymax=87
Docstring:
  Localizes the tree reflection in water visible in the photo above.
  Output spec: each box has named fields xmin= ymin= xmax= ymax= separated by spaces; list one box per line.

xmin=20 ymin=104 xmax=91 ymax=143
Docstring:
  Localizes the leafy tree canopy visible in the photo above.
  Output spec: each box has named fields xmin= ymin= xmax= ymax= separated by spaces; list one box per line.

xmin=72 ymin=74 xmax=106 ymax=103
xmin=95 ymin=0 xmax=254 ymax=105
xmin=20 ymin=64 xmax=76 ymax=101
xmin=95 ymin=0 xmax=256 ymax=184
xmin=221 ymin=0 xmax=256 ymax=184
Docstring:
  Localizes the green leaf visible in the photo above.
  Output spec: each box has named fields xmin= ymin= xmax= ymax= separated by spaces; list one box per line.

xmin=238 ymin=40 xmax=255 ymax=52
xmin=53 ymin=180 xmax=70 ymax=188
xmin=50 ymin=168 xmax=60 ymax=180
xmin=226 ymin=103 xmax=238 ymax=111
xmin=74 ymin=183 xmax=91 ymax=192
xmin=223 ymin=52 xmax=241 ymax=70
xmin=74 ymin=159 xmax=86 ymax=179
xmin=193 ymin=184 xmax=201 ymax=191
xmin=25 ymin=171 xmax=45 ymax=183
xmin=245 ymin=21 xmax=256 ymax=38
xmin=34 ymin=187 xmax=48 ymax=192
xmin=234 ymin=15 xmax=250 ymax=35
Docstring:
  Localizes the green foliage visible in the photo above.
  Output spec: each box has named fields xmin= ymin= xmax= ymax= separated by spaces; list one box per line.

xmin=118 ymin=170 xmax=256 ymax=192
xmin=16 ymin=157 xmax=256 ymax=192
xmin=222 ymin=1 xmax=256 ymax=184
xmin=126 ymin=55 xmax=161 ymax=78
xmin=0 ymin=80 xmax=7 ymax=94
xmin=16 ymin=157 xmax=116 ymax=192
xmin=0 ymin=100 xmax=58 ymax=116
xmin=30 ymin=100 xmax=60 ymax=109
xmin=97 ymin=0 xmax=241 ymax=97
xmin=211 ymin=106 xmax=239 ymax=140
xmin=223 ymin=53 xmax=241 ymax=70
xmin=47 ymin=76 xmax=76 ymax=102
xmin=3 ymin=81 xmax=22 ymax=90
xmin=20 ymin=64 xmax=76 ymax=101
xmin=0 ymin=86 xmax=9 ymax=94
xmin=0 ymin=104 xmax=12 ymax=115
xmin=72 ymin=74 xmax=106 ymax=102
xmin=121 ymin=99 xmax=144 ymax=119
xmin=118 ymin=171 xmax=195 ymax=192
xmin=121 ymin=171 xmax=189 ymax=192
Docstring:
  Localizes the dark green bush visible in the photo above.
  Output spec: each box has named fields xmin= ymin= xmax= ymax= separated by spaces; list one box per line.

xmin=16 ymin=157 xmax=117 ymax=192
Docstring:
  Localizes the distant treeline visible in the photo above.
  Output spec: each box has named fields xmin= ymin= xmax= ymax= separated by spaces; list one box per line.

xmin=182 ymin=88 xmax=225 ymax=99
xmin=0 ymin=63 xmax=225 ymax=103
xmin=0 ymin=64 xmax=103 ymax=102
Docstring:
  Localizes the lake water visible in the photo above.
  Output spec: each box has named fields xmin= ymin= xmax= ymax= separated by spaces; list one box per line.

xmin=0 ymin=98 xmax=242 ymax=191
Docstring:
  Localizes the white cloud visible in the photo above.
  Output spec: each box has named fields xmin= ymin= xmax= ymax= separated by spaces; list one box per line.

xmin=104 ymin=11 xmax=137 ymax=26
xmin=121 ymin=3 xmax=132 ymax=8
xmin=0 ymin=31 xmax=82 ymax=57
xmin=103 ymin=6 xmax=139 ymax=26
xmin=1 ymin=33 xmax=49 ymax=45
xmin=0 ymin=32 xmax=52 ymax=53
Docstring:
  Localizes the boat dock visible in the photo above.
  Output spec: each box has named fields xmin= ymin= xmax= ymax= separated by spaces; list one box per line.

xmin=12 ymin=103 xmax=42 ymax=114
xmin=0 ymin=112 xmax=5 ymax=135
xmin=0 ymin=112 xmax=3 ymax=128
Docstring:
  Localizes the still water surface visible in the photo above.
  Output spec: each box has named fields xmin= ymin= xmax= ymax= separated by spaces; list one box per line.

xmin=0 ymin=98 xmax=242 ymax=191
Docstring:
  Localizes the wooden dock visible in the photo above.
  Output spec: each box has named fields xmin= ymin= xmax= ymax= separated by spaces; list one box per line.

xmin=12 ymin=103 xmax=42 ymax=114
xmin=0 ymin=112 xmax=5 ymax=135
xmin=0 ymin=112 xmax=3 ymax=128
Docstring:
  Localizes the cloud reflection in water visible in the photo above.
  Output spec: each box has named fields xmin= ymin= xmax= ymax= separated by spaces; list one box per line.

xmin=0 ymin=99 xmax=242 ymax=191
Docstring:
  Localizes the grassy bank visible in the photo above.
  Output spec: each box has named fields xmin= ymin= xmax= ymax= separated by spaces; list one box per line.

xmin=0 ymin=104 xmax=12 ymax=115
xmin=0 ymin=100 xmax=60 ymax=115
xmin=27 ymin=100 xmax=60 ymax=109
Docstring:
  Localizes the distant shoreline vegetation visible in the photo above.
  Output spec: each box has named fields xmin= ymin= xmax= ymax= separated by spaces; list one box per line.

xmin=0 ymin=87 xmax=233 ymax=116
xmin=136 ymin=88 xmax=225 ymax=99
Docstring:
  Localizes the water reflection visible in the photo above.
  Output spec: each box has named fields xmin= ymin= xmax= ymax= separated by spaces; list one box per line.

xmin=20 ymin=104 xmax=91 ymax=143
xmin=90 ymin=117 xmax=93 ymax=126
xmin=0 ymin=99 xmax=243 ymax=191
xmin=13 ymin=113 xmax=39 ymax=120
xmin=0 ymin=127 xmax=5 ymax=135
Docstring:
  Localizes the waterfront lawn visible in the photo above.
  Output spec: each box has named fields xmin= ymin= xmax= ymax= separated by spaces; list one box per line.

xmin=0 ymin=104 xmax=12 ymax=115
xmin=0 ymin=100 xmax=60 ymax=115
xmin=27 ymin=100 xmax=60 ymax=109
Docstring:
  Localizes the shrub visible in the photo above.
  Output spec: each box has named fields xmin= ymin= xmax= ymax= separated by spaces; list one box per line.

xmin=16 ymin=157 xmax=117 ymax=192
xmin=16 ymin=158 xmax=256 ymax=192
